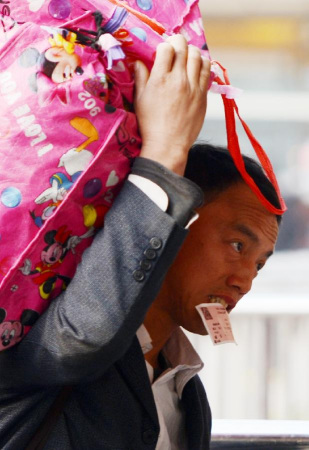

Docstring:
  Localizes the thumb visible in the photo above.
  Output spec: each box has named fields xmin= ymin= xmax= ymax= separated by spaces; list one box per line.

xmin=134 ymin=60 xmax=149 ymax=98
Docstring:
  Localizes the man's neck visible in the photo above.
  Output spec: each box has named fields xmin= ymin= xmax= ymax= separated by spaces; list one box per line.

xmin=143 ymin=292 xmax=178 ymax=369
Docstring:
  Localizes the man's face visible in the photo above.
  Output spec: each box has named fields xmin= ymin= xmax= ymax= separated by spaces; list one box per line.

xmin=161 ymin=182 xmax=279 ymax=335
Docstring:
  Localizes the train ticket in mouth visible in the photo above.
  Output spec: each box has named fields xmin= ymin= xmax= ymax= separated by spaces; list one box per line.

xmin=196 ymin=303 xmax=237 ymax=345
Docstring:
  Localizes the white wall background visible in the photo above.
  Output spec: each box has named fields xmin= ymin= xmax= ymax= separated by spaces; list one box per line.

xmin=199 ymin=0 xmax=309 ymax=16
xmin=190 ymin=0 xmax=309 ymax=420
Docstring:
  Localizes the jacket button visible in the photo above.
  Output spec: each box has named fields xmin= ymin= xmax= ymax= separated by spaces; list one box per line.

xmin=140 ymin=259 xmax=152 ymax=271
xmin=149 ymin=237 xmax=162 ymax=250
xmin=142 ymin=429 xmax=157 ymax=445
xmin=144 ymin=248 xmax=156 ymax=260
xmin=133 ymin=269 xmax=145 ymax=282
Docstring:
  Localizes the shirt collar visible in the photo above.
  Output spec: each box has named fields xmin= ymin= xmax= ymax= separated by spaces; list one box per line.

xmin=137 ymin=325 xmax=204 ymax=398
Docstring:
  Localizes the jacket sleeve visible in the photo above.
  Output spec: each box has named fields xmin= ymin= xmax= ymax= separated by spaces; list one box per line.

xmin=0 ymin=180 xmax=190 ymax=388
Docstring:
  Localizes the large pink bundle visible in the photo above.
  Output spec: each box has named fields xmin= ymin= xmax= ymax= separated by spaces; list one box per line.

xmin=0 ymin=0 xmax=209 ymax=350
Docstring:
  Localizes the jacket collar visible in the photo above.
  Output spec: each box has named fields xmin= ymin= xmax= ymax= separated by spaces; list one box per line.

xmin=115 ymin=335 xmax=159 ymax=426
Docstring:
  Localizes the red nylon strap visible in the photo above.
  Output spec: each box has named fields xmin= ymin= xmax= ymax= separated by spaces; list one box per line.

xmin=213 ymin=61 xmax=287 ymax=215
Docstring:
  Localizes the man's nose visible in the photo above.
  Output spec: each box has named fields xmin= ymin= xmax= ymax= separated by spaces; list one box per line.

xmin=226 ymin=263 xmax=257 ymax=296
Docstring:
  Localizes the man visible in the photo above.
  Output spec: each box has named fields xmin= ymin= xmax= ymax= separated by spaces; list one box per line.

xmin=133 ymin=144 xmax=281 ymax=450
xmin=0 ymin=36 xmax=281 ymax=449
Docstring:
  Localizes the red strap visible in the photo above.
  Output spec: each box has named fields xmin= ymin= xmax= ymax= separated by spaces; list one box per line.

xmin=213 ymin=61 xmax=287 ymax=215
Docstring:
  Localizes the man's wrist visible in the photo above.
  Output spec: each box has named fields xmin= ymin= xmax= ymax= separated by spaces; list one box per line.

xmin=139 ymin=143 xmax=188 ymax=176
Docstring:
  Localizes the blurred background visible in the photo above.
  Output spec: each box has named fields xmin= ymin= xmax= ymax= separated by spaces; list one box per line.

xmin=189 ymin=0 xmax=309 ymax=421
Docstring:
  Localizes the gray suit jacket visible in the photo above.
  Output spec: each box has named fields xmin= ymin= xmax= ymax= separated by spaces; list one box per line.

xmin=0 ymin=180 xmax=211 ymax=449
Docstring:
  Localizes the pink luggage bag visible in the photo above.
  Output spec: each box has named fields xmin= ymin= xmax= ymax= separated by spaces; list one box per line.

xmin=0 ymin=0 xmax=285 ymax=351
xmin=0 ymin=0 xmax=210 ymax=350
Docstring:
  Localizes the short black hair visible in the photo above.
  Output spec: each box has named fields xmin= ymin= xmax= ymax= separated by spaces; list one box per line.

xmin=185 ymin=143 xmax=282 ymax=224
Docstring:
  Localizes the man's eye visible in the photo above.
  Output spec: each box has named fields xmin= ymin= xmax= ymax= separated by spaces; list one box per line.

xmin=231 ymin=242 xmax=242 ymax=252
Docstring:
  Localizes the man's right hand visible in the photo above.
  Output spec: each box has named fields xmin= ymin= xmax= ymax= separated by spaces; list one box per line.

xmin=134 ymin=34 xmax=211 ymax=176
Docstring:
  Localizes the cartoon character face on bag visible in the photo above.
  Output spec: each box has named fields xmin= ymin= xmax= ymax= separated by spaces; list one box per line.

xmin=0 ymin=321 xmax=23 ymax=348
xmin=40 ymin=47 xmax=83 ymax=83
xmin=19 ymin=29 xmax=84 ymax=87
xmin=40 ymin=228 xmax=72 ymax=265
xmin=41 ymin=242 xmax=64 ymax=264
xmin=41 ymin=29 xmax=84 ymax=83
xmin=0 ymin=308 xmax=40 ymax=350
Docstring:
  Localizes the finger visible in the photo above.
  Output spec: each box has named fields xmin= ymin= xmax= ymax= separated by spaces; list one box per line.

xmin=134 ymin=60 xmax=150 ymax=98
xmin=199 ymin=57 xmax=211 ymax=92
xmin=151 ymin=42 xmax=175 ymax=75
xmin=187 ymin=45 xmax=202 ymax=87
xmin=166 ymin=34 xmax=188 ymax=72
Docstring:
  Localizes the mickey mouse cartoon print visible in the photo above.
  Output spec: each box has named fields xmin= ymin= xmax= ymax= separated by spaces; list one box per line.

xmin=18 ymin=26 xmax=85 ymax=106
xmin=0 ymin=308 xmax=39 ymax=350
xmin=39 ymin=27 xmax=84 ymax=84
xmin=19 ymin=225 xmax=94 ymax=299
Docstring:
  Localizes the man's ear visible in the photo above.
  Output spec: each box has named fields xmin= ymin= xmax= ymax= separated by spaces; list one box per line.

xmin=0 ymin=308 xmax=6 ymax=323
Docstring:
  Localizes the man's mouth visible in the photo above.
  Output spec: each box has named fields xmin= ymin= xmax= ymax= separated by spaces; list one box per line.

xmin=208 ymin=295 xmax=236 ymax=312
